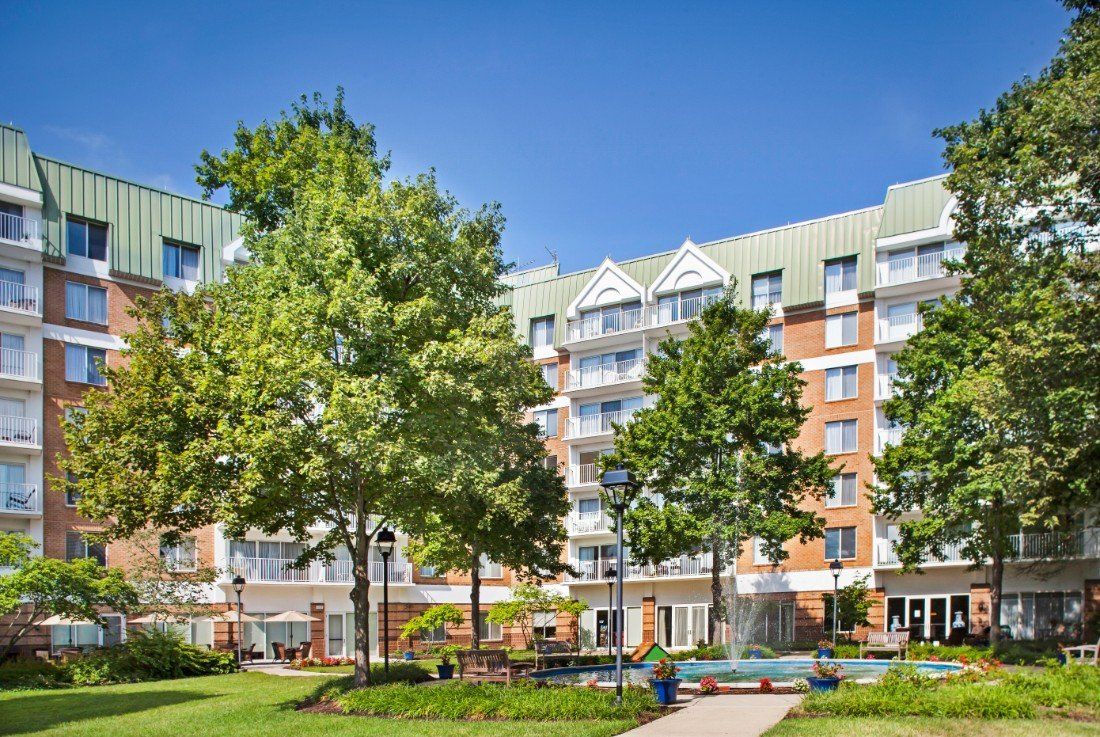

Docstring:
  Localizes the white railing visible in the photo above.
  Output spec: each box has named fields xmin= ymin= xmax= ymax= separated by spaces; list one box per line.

xmin=566 ymin=463 xmax=599 ymax=487
xmin=875 ymin=427 xmax=904 ymax=454
xmin=567 ymin=510 xmax=611 ymax=535
xmin=0 ymin=280 xmax=38 ymax=315
xmin=566 ymin=408 xmax=640 ymax=439
xmin=0 ymin=482 xmax=37 ymax=513
xmin=228 ymin=557 xmax=312 ymax=583
xmin=567 ymin=554 xmax=714 ymax=582
xmin=321 ymin=559 xmax=412 ymax=584
xmin=0 ymin=416 xmax=37 ymax=446
xmin=648 ymin=294 xmax=722 ymax=327
xmin=0 ymin=212 xmax=37 ymax=243
xmin=876 ymin=528 xmax=1100 ymax=567
xmin=877 ymin=247 xmax=966 ymax=287
xmin=876 ymin=540 xmax=968 ymax=567
xmin=877 ymin=311 xmax=923 ymax=343
xmin=565 ymin=307 xmax=645 ymax=342
xmin=0 ymin=348 xmax=37 ymax=381
xmin=566 ymin=358 xmax=644 ymax=390
xmin=228 ymin=557 xmax=413 ymax=584
xmin=876 ymin=374 xmax=898 ymax=400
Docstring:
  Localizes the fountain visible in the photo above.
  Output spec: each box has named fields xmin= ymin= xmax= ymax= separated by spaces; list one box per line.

xmin=720 ymin=574 xmax=766 ymax=669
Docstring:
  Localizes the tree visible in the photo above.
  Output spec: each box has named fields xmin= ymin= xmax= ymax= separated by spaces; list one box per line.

xmin=487 ymin=583 xmax=588 ymax=649
xmin=822 ymin=573 xmax=875 ymax=637
xmin=59 ymin=92 xmax=539 ymax=686
xmin=123 ymin=529 xmax=218 ymax=622
xmin=0 ymin=534 xmax=139 ymax=659
xmin=611 ymin=286 xmax=834 ymax=644
xmin=399 ymin=603 xmax=465 ymax=652
xmin=874 ymin=0 xmax=1100 ymax=643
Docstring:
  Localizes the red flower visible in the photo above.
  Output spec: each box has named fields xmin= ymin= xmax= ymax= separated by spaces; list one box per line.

xmin=758 ymin=677 xmax=775 ymax=693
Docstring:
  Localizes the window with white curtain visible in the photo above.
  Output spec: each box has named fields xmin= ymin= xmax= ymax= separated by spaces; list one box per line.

xmin=163 ymin=241 xmax=200 ymax=280
xmin=65 ymin=282 xmax=108 ymax=324
xmin=825 ymin=256 xmax=858 ymax=294
xmin=762 ymin=323 xmax=783 ymax=354
xmin=530 ymin=316 xmax=555 ymax=348
xmin=540 ymin=362 xmax=558 ymax=389
xmin=64 ymin=344 xmax=107 ymax=385
xmin=825 ymin=312 xmax=858 ymax=348
xmin=825 ymin=365 xmax=858 ymax=400
xmin=753 ymin=536 xmax=777 ymax=565
xmin=826 ymin=473 xmax=858 ymax=508
xmin=479 ymin=610 xmax=502 ymax=641
xmin=751 ymin=272 xmax=782 ymax=309
xmin=534 ymin=408 xmax=558 ymax=438
xmin=159 ymin=536 xmax=198 ymax=571
xmin=825 ymin=419 xmax=858 ymax=454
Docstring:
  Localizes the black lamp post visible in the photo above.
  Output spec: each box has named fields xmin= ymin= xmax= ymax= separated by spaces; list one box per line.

xmin=376 ymin=527 xmax=397 ymax=674
xmin=829 ymin=559 xmax=843 ymax=646
xmin=231 ymin=575 xmax=246 ymax=665
xmin=604 ymin=567 xmax=617 ymax=658
xmin=599 ymin=466 xmax=638 ymax=705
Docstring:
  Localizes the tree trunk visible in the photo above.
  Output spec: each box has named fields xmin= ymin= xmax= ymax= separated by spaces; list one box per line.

xmin=469 ymin=550 xmax=482 ymax=649
xmin=989 ymin=554 xmax=1004 ymax=645
xmin=351 ymin=520 xmax=373 ymax=687
xmin=709 ymin=538 xmax=724 ymax=644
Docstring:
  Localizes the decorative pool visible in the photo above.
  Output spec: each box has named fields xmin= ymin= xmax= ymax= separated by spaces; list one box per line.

xmin=532 ymin=658 xmax=962 ymax=685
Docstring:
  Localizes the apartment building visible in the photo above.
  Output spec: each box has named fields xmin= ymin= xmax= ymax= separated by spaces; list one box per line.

xmin=504 ymin=175 xmax=1100 ymax=650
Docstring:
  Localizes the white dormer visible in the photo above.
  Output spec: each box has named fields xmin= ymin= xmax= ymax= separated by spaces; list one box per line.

xmin=565 ymin=258 xmax=645 ymax=319
xmin=222 ymin=236 xmax=250 ymax=266
xmin=647 ymin=238 xmax=729 ymax=301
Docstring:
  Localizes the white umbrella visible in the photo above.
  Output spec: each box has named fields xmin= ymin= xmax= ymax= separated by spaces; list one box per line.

xmin=39 ymin=615 xmax=96 ymax=626
xmin=264 ymin=610 xmax=319 ymax=623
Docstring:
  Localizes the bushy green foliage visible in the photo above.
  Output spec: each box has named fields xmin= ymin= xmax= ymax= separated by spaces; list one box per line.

xmin=335 ymin=680 xmax=658 ymax=721
xmin=67 ymin=629 xmax=237 ymax=685
xmin=0 ymin=659 xmax=70 ymax=689
xmin=669 ymin=643 xmax=776 ymax=661
xmin=399 ymin=604 xmax=466 ymax=646
xmin=316 ymin=662 xmax=435 ymax=697
xmin=831 ymin=640 xmax=1063 ymax=665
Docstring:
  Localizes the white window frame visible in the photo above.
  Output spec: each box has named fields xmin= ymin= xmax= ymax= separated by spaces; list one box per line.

xmin=826 ymin=473 xmax=858 ymax=508
xmin=824 ymin=419 xmax=858 ymax=455
xmin=825 ymin=365 xmax=859 ymax=401
xmin=65 ymin=281 xmax=108 ymax=325
xmin=64 ymin=344 xmax=107 ymax=385
xmin=479 ymin=611 xmax=503 ymax=642
xmin=540 ymin=362 xmax=558 ymax=389
xmin=825 ymin=256 xmax=858 ymax=294
xmin=534 ymin=408 xmax=558 ymax=438
xmin=530 ymin=316 xmax=555 ymax=349
xmin=824 ymin=526 xmax=857 ymax=561
xmin=753 ymin=536 xmax=777 ymax=565
xmin=66 ymin=216 xmax=108 ymax=262
xmin=825 ymin=311 xmax=858 ymax=348
xmin=162 ymin=241 xmax=201 ymax=281
xmin=159 ymin=536 xmax=198 ymax=572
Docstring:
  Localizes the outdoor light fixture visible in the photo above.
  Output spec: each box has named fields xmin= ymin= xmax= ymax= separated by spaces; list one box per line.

xmin=231 ymin=575 xmax=246 ymax=666
xmin=375 ymin=527 xmax=397 ymax=674
xmin=829 ymin=559 xmax=844 ymax=646
xmin=604 ymin=568 xmax=617 ymax=658
xmin=599 ymin=466 xmax=637 ymax=705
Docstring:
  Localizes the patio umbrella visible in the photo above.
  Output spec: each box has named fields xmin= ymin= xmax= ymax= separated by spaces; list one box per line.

xmin=38 ymin=615 xmax=96 ymax=626
xmin=264 ymin=611 xmax=319 ymax=623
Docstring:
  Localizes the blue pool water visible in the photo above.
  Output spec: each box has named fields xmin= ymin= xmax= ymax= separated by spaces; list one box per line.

xmin=532 ymin=658 xmax=962 ymax=685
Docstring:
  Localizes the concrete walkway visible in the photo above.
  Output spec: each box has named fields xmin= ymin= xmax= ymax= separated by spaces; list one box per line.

xmin=245 ymin=663 xmax=330 ymax=677
xmin=623 ymin=694 xmax=802 ymax=737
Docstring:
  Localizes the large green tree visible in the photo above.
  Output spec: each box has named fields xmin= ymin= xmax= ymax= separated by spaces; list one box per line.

xmin=60 ymin=93 xmax=544 ymax=686
xmin=611 ymin=287 xmax=834 ymax=643
xmin=873 ymin=1 xmax=1100 ymax=642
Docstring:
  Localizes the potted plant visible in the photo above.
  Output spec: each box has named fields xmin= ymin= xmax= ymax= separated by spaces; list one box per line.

xmin=436 ymin=645 xmax=459 ymax=679
xmin=649 ymin=657 xmax=682 ymax=705
xmin=698 ymin=675 xmax=719 ymax=695
xmin=747 ymin=643 xmax=763 ymax=659
xmin=807 ymin=660 xmax=843 ymax=692
xmin=403 ymin=649 xmax=415 ymax=661
xmin=816 ymin=639 xmax=834 ymax=659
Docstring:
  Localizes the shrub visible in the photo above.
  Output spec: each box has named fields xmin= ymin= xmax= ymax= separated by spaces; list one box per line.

xmin=66 ymin=629 xmax=237 ymax=685
xmin=288 ymin=656 xmax=354 ymax=669
xmin=758 ymin=677 xmax=774 ymax=693
xmin=0 ymin=659 xmax=69 ymax=689
xmin=670 ymin=643 xmax=777 ymax=661
xmin=698 ymin=675 xmax=719 ymax=694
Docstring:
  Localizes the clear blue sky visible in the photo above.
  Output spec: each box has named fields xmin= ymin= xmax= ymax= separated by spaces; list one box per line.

xmin=7 ymin=1 xmax=1070 ymax=273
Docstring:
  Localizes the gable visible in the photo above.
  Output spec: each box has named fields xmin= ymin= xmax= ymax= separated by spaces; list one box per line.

xmin=565 ymin=258 xmax=646 ymax=318
xmin=647 ymin=238 xmax=729 ymax=300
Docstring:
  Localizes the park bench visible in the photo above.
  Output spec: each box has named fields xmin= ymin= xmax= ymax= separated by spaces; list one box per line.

xmin=456 ymin=649 xmax=534 ymax=683
xmin=859 ymin=631 xmax=909 ymax=660
xmin=534 ymin=639 xmax=573 ymax=669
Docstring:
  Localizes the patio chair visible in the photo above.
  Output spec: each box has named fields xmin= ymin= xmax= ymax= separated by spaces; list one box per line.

xmin=1063 ymin=635 xmax=1100 ymax=665
xmin=297 ymin=642 xmax=312 ymax=660
xmin=271 ymin=641 xmax=287 ymax=662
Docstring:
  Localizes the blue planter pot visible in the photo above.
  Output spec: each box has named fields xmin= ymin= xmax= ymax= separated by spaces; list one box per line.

xmin=748 ymin=649 xmax=763 ymax=659
xmin=403 ymin=651 xmax=415 ymax=661
xmin=1057 ymin=652 xmax=1067 ymax=665
xmin=816 ymin=648 xmax=833 ymax=659
xmin=437 ymin=664 xmax=455 ymax=680
xmin=649 ymin=678 xmax=682 ymax=705
xmin=807 ymin=677 xmax=840 ymax=692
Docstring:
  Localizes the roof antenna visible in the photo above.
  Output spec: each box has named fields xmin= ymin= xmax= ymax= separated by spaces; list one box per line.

xmin=543 ymin=246 xmax=558 ymax=265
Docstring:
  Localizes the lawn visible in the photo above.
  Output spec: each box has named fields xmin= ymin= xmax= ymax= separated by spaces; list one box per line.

xmin=766 ymin=717 xmax=1100 ymax=737
xmin=0 ymin=672 xmax=639 ymax=737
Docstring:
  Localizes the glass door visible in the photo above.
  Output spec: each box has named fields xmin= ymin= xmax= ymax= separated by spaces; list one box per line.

xmin=928 ymin=597 xmax=948 ymax=641
xmin=907 ymin=599 xmax=926 ymax=639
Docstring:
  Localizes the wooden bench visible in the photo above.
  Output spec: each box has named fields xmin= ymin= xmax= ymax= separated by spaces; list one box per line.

xmin=860 ymin=631 xmax=909 ymax=660
xmin=534 ymin=639 xmax=573 ymax=669
xmin=456 ymin=649 xmax=534 ymax=683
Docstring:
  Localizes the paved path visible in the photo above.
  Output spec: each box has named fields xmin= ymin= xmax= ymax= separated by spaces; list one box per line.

xmin=245 ymin=663 xmax=330 ymax=677
xmin=623 ymin=694 xmax=802 ymax=737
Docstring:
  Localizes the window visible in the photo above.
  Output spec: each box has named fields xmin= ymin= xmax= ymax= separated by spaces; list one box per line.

xmin=753 ymin=537 xmax=777 ymax=565
xmin=418 ymin=564 xmax=438 ymax=578
xmin=826 ymin=473 xmax=858 ymax=508
xmin=825 ymin=419 xmax=858 ymax=454
xmin=825 ymin=365 xmax=858 ymax=401
xmin=65 ymin=531 xmax=106 ymax=566
xmin=533 ymin=610 xmax=557 ymax=639
xmin=761 ymin=323 xmax=783 ymax=354
xmin=825 ymin=312 xmax=858 ymax=348
xmin=160 ymin=536 xmax=197 ymax=571
xmin=543 ymin=454 xmax=558 ymax=472
xmin=66 ymin=217 xmax=108 ymax=261
xmin=530 ymin=316 xmax=555 ymax=349
xmin=534 ymin=408 xmax=558 ymax=438
xmin=479 ymin=610 xmax=502 ymax=641
xmin=0 ymin=202 xmax=26 ymax=241
xmin=65 ymin=282 xmax=108 ymax=324
xmin=825 ymin=256 xmax=857 ymax=294
xmin=64 ymin=471 xmax=81 ymax=507
xmin=824 ymin=526 xmax=857 ymax=560
xmin=420 ymin=622 xmax=447 ymax=642
xmin=64 ymin=344 xmax=107 ymax=385
xmin=540 ymin=362 xmax=558 ymax=389
xmin=0 ymin=462 xmax=29 ymax=511
xmin=751 ymin=272 xmax=782 ymax=310
xmin=162 ymin=241 xmax=200 ymax=281
xmin=478 ymin=554 xmax=503 ymax=579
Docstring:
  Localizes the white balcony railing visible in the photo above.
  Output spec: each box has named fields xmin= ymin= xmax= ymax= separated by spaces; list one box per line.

xmin=875 ymin=427 xmax=904 ymax=454
xmin=0 ymin=281 xmax=38 ymax=316
xmin=877 ymin=247 xmax=966 ymax=287
xmin=648 ymin=294 xmax=722 ymax=327
xmin=0 ymin=483 xmax=37 ymax=513
xmin=0 ymin=416 xmax=37 ymax=446
xmin=566 ymin=463 xmax=599 ymax=487
xmin=877 ymin=312 xmax=923 ymax=343
xmin=876 ymin=528 xmax=1100 ymax=567
xmin=876 ymin=540 xmax=967 ymax=567
xmin=0 ymin=349 xmax=37 ymax=381
xmin=566 ymin=358 xmax=645 ymax=391
xmin=567 ymin=554 xmax=714 ymax=582
xmin=228 ymin=557 xmax=412 ymax=584
xmin=876 ymin=374 xmax=898 ymax=400
xmin=567 ymin=510 xmax=611 ymax=535
xmin=565 ymin=307 xmax=645 ymax=342
xmin=228 ymin=557 xmax=312 ymax=583
xmin=0 ymin=212 xmax=38 ymax=244
xmin=321 ymin=559 xmax=412 ymax=584
xmin=565 ymin=408 xmax=640 ymax=439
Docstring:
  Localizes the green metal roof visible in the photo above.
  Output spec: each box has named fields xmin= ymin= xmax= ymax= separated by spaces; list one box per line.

xmin=505 ymin=205 xmax=884 ymax=346
xmin=0 ymin=125 xmax=43 ymax=193
xmin=877 ymin=175 xmax=953 ymax=240
xmin=501 ymin=262 xmax=561 ymax=288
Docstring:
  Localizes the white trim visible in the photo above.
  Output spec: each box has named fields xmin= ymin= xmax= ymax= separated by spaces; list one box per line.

xmin=885 ymin=174 xmax=950 ymax=191
xmin=565 ymin=258 xmax=646 ymax=319
xmin=646 ymin=238 xmax=729 ymax=300
xmin=221 ymin=236 xmax=250 ymax=265
xmin=735 ymin=567 xmax=875 ymax=594
xmin=0 ymin=183 xmax=43 ymax=208
xmin=60 ymin=254 xmax=111 ymax=280
xmin=44 ymin=324 xmax=127 ymax=351
xmin=798 ymin=349 xmax=875 ymax=372
xmin=876 ymin=196 xmax=958 ymax=251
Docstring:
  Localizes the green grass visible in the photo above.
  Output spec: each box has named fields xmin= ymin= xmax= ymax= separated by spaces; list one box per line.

xmin=0 ymin=672 xmax=639 ymax=736
xmin=766 ymin=717 xmax=1100 ymax=737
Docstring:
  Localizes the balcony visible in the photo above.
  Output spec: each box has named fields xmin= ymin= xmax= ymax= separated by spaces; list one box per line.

xmin=876 ymin=374 xmax=898 ymax=401
xmin=648 ymin=294 xmax=722 ymax=328
xmin=566 ymin=463 xmax=599 ymax=487
xmin=565 ymin=408 xmax=640 ymax=440
xmin=876 ymin=312 xmax=923 ymax=344
xmin=0 ymin=280 xmax=39 ymax=318
xmin=0 ymin=416 xmax=38 ymax=449
xmin=0 ymin=212 xmax=39 ymax=247
xmin=877 ymin=247 xmax=966 ymax=288
xmin=566 ymin=510 xmax=612 ymax=535
xmin=226 ymin=557 xmax=412 ymax=584
xmin=0 ymin=348 xmax=38 ymax=385
xmin=0 ymin=482 xmax=37 ymax=514
xmin=321 ymin=559 xmax=413 ymax=584
xmin=875 ymin=528 xmax=1100 ymax=568
xmin=876 ymin=540 xmax=967 ymax=567
xmin=566 ymin=358 xmax=645 ymax=393
xmin=566 ymin=554 xmax=714 ymax=582
xmin=565 ymin=307 xmax=645 ymax=344
xmin=875 ymin=427 xmax=904 ymax=454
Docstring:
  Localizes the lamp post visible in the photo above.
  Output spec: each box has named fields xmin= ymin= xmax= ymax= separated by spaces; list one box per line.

xmin=599 ymin=466 xmax=638 ymax=705
xmin=605 ymin=567 xmax=617 ymax=658
xmin=231 ymin=575 xmax=246 ymax=666
xmin=829 ymin=559 xmax=843 ymax=646
xmin=376 ymin=527 xmax=397 ymax=675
